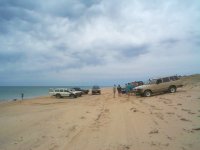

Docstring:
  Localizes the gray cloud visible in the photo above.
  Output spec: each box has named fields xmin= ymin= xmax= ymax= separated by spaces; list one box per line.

xmin=118 ymin=44 xmax=149 ymax=58
xmin=0 ymin=52 xmax=25 ymax=63
xmin=0 ymin=0 xmax=200 ymax=85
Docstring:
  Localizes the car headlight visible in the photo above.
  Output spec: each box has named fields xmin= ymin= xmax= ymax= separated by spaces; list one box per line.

xmin=135 ymin=88 xmax=141 ymax=91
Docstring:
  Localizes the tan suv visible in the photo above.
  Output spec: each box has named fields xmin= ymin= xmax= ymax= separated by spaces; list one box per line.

xmin=134 ymin=76 xmax=183 ymax=97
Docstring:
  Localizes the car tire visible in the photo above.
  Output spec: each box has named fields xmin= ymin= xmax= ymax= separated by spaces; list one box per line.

xmin=56 ymin=94 xmax=61 ymax=99
xmin=144 ymin=90 xmax=152 ymax=97
xmin=169 ymin=86 xmax=176 ymax=93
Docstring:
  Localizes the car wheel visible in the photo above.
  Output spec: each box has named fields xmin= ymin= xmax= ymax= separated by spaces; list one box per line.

xmin=56 ymin=94 xmax=61 ymax=98
xmin=169 ymin=86 xmax=176 ymax=93
xmin=144 ymin=90 xmax=152 ymax=97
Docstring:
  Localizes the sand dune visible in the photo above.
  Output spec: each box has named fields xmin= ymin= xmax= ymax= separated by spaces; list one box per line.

xmin=0 ymin=75 xmax=200 ymax=150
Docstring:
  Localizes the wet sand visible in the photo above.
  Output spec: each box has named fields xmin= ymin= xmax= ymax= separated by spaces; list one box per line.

xmin=0 ymin=75 xmax=200 ymax=150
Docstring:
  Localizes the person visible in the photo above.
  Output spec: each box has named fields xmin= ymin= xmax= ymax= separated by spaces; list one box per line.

xmin=21 ymin=93 xmax=24 ymax=100
xmin=113 ymin=85 xmax=116 ymax=98
xmin=125 ymin=83 xmax=132 ymax=99
xmin=117 ymin=85 xmax=122 ymax=96
xmin=130 ymin=83 xmax=135 ymax=95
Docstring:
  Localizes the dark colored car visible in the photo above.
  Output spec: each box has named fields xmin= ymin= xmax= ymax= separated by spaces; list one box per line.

xmin=92 ymin=86 xmax=101 ymax=95
xmin=72 ymin=87 xmax=89 ymax=94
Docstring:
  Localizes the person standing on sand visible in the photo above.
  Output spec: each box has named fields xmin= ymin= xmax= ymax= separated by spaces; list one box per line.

xmin=113 ymin=85 xmax=116 ymax=98
xmin=126 ymin=83 xmax=132 ymax=99
xmin=21 ymin=93 xmax=24 ymax=100
xmin=117 ymin=85 xmax=122 ymax=97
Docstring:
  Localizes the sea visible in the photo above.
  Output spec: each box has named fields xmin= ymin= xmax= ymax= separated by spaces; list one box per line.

xmin=0 ymin=86 xmax=92 ymax=101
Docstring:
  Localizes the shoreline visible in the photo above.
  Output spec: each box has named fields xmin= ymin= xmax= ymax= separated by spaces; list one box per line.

xmin=0 ymin=87 xmax=112 ymax=104
xmin=0 ymin=95 xmax=49 ymax=105
xmin=0 ymin=86 xmax=111 ymax=103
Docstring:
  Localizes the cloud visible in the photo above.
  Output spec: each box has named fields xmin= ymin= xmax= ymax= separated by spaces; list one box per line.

xmin=0 ymin=0 xmax=200 ymax=85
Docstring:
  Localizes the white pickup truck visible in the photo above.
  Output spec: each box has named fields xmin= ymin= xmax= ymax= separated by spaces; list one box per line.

xmin=68 ymin=89 xmax=83 ymax=97
xmin=49 ymin=88 xmax=78 ymax=98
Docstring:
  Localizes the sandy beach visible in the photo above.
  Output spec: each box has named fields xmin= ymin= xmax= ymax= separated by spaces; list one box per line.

xmin=0 ymin=75 xmax=200 ymax=150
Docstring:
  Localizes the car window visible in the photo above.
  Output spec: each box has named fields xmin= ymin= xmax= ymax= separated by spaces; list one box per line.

xmin=170 ymin=76 xmax=178 ymax=81
xmin=174 ymin=76 xmax=178 ymax=80
xmin=55 ymin=89 xmax=59 ymax=92
xmin=162 ymin=77 xmax=170 ymax=82
xmin=49 ymin=89 xmax=54 ymax=92
xmin=148 ymin=79 xmax=157 ymax=84
xmin=93 ymin=86 xmax=100 ymax=89
xmin=156 ymin=79 xmax=162 ymax=84
xmin=60 ymin=89 xmax=64 ymax=92
xmin=64 ymin=90 xmax=68 ymax=92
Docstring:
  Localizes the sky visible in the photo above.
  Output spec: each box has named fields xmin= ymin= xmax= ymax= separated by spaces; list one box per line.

xmin=0 ymin=0 xmax=200 ymax=86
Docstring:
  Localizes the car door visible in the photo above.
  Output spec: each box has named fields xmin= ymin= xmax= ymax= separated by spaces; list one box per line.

xmin=59 ymin=89 xmax=64 ymax=96
xmin=64 ymin=89 xmax=70 ymax=96
xmin=161 ymin=77 xmax=171 ymax=91
xmin=152 ymin=79 xmax=163 ymax=93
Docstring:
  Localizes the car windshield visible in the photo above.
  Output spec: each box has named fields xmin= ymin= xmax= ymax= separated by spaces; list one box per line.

xmin=64 ymin=89 xmax=70 ymax=92
xmin=93 ymin=86 xmax=100 ymax=89
xmin=49 ymin=89 xmax=54 ymax=92
xmin=145 ymin=79 xmax=157 ymax=85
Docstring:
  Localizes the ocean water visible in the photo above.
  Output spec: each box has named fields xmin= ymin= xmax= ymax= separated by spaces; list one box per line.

xmin=0 ymin=86 xmax=92 ymax=101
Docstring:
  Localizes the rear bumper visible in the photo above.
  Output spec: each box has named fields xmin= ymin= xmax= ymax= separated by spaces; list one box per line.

xmin=92 ymin=90 xmax=101 ymax=94
xmin=83 ymin=90 xmax=89 ymax=94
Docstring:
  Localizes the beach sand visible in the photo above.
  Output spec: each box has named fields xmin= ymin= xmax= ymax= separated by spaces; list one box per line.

xmin=0 ymin=75 xmax=200 ymax=150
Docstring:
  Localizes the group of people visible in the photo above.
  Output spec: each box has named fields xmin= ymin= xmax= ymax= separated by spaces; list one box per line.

xmin=113 ymin=85 xmax=122 ymax=98
xmin=113 ymin=83 xmax=134 ymax=98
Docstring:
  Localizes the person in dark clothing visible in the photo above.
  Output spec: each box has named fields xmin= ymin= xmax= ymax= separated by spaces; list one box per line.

xmin=126 ymin=83 xmax=132 ymax=99
xmin=117 ymin=85 xmax=122 ymax=96
xmin=21 ymin=93 xmax=24 ymax=100
xmin=113 ymin=85 xmax=116 ymax=98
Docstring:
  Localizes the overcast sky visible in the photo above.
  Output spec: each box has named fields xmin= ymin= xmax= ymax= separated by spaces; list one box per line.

xmin=0 ymin=0 xmax=200 ymax=86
